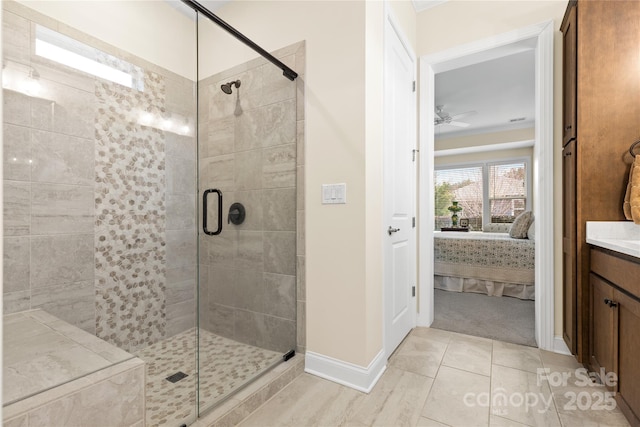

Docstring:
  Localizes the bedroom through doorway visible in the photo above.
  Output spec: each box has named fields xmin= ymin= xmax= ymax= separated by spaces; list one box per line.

xmin=428 ymin=39 xmax=537 ymax=347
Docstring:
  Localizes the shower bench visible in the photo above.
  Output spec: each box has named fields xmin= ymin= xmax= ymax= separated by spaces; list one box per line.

xmin=3 ymin=309 xmax=145 ymax=426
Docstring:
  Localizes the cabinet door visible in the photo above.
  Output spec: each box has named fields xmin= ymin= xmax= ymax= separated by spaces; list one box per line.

xmin=563 ymin=140 xmax=577 ymax=353
xmin=614 ymin=289 xmax=640 ymax=422
xmin=589 ymin=273 xmax=615 ymax=377
xmin=561 ymin=3 xmax=577 ymax=145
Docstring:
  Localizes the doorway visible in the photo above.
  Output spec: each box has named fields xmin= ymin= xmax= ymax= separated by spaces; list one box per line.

xmin=417 ymin=21 xmax=557 ymax=351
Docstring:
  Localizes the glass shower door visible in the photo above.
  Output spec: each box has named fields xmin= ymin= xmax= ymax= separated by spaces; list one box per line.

xmin=195 ymin=8 xmax=299 ymax=416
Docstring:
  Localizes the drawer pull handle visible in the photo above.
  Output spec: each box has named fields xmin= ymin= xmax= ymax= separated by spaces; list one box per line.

xmin=604 ymin=298 xmax=618 ymax=308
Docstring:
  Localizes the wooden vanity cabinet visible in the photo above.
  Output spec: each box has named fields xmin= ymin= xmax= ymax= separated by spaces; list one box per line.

xmin=589 ymin=272 xmax=615 ymax=383
xmin=561 ymin=3 xmax=577 ymax=146
xmin=589 ymin=247 xmax=640 ymax=426
xmin=560 ymin=0 xmax=640 ymax=363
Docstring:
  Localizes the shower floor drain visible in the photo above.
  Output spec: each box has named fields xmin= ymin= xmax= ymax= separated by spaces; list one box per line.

xmin=166 ymin=371 xmax=188 ymax=383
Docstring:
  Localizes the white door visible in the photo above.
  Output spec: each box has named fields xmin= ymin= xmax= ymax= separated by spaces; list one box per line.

xmin=383 ymin=18 xmax=416 ymax=357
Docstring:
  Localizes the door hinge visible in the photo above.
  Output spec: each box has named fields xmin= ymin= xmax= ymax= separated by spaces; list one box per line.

xmin=412 ymin=286 xmax=416 ymax=297
xmin=412 ymin=81 xmax=416 ymax=92
xmin=412 ymin=149 xmax=419 ymax=161
xmin=412 ymin=217 xmax=416 ymax=228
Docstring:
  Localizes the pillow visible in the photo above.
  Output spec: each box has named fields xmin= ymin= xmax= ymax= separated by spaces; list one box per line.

xmin=483 ymin=223 xmax=512 ymax=233
xmin=527 ymin=220 xmax=535 ymax=240
xmin=510 ymin=211 xmax=533 ymax=239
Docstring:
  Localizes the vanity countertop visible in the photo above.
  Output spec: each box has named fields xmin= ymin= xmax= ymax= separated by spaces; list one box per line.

xmin=586 ymin=221 xmax=640 ymax=259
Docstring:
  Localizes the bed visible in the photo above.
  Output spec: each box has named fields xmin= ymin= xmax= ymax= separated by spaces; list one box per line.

xmin=434 ymin=231 xmax=535 ymax=300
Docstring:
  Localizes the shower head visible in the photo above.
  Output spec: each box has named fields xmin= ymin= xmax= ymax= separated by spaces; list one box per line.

xmin=221 ymin=80 xmax=241 ymax=95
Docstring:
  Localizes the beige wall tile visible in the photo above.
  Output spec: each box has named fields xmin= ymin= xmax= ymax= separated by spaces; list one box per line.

xmin=166 ymin=278 xmax=196 ymax=305
xmin=31 ymin=130 xmax=94 ymax=185
xmin=235 ymin=150 xmax=262 ymax=191
xmin=200 ymin=154 xmax=234 ymax=192
xmin=296 ymin=299 xmax=306 ymax=351
xmin=262 ymin=143 xmax=295 ymax=189
xmin=166 ymin=193 xmax=196 ymax=230
xmin=236 ymin=231 xmax=264 ymax=271
xmin=234 ymin=108 xmax=262 ymax=152
xmin=3 ymin=290 xmax=30 ymax=314
xmin=207 ymin=117 xmax=235 ymax=157
xmin=235 ymin=268 xmax=265 ymax=313
xmin=166 ymin=154 xmax=196 ymax=194
xmin=263 ymin=315 xmax=295 ymax=352
xmin=30 ymin=79 xmax=95 ymax=139
xmin=3 ymin=123 xmax=31 ymax=181
xmin=263 ymin=272 xmax=296 ymax=320
xmin=166 ymin=298 xmax=196 ymax=337
xmin=296 ymin=256 xmax=305 ymax=301
xmin=261 ymin=99 xmax=296 ymax=147
xmin=27 ymin=364 xmax=144 ymax=427
xmin=2 ymin=414 xmax=28 ymax=427
xmin=3 ymin=87 xmax=31 ymax=127
xmin=261 ymin=60 xmax=296 ymax=105
xmin=3 ymin=236 xmax=30 ymax=293
xmin=2 ymin=10 xmax=30 ymax=64
xmin=30 ymin=234 xmax=93 ymax=287
xmin=263 ymin=187 xmax=296 ymax=231
xmin=31 ymin=183 xmax=93 ymax=234
xmin=3 ymin=180 xmax=30 ymax=235
xmin=166 ymin=229 xmax=197 ymax=270
xmin=31 ymin=280 xmax=94 ymax=332
xmin=264 ymin=231 xmax=296 ymax=275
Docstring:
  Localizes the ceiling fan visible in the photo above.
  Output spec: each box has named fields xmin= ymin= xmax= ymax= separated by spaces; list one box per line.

xmin=434 ymin=105 xmax=476 ymax=128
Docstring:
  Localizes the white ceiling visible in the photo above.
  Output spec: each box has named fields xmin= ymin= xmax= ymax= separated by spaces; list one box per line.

xmin=434 ymin=49 xmax=535 ymax=139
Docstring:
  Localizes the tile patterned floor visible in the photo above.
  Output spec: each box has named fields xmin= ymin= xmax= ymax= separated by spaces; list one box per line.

xmin=239 ymin=328 xmax=631 ymax=427
xmin=134 ymin=328 xmax=281 ymax=426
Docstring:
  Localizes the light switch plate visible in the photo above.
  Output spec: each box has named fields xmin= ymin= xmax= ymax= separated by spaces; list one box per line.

xmin=322 ymin=183 xmax=346 ymax=204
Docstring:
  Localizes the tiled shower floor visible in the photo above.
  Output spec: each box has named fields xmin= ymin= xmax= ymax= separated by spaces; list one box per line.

xmin=134 ymin=328 xmax=281 ymax=426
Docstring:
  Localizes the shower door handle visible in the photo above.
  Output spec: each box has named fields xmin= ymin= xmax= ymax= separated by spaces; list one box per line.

xmin=203 ymin=189 xmax=223 ymax=236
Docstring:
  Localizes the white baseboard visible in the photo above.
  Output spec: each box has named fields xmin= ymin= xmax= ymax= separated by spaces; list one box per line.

xmin=304 ymin=349 xmax=386 ymax=393
xmin=553 ymin=336 xmax=572 ymax=355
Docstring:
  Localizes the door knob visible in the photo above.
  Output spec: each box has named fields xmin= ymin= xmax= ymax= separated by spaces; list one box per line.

xmin=388 ymin=226 xmax=400 ymax=235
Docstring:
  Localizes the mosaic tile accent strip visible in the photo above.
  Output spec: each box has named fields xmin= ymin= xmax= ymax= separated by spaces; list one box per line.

xmin=134 ymin=327 xmax=281 ymax=427
xmin=94 ymin=72 xmax=167 ymax=353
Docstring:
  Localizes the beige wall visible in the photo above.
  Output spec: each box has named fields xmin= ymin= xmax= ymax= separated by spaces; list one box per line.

xmin=417 ymin=0 xmax=568 ymax=337
xmin=15 ymin=0 xmax=196 ymax=80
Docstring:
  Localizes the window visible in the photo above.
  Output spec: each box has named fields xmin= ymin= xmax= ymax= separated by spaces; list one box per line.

xmin=489 ymin=162 xmax=527 ymax=223
xmin=435 ymin=159 xmax=529 ymax=231
xmin=35 ymin=25 xmax=144 ymax=90
xmin=435 ymin=166 xmax=483 ymax=230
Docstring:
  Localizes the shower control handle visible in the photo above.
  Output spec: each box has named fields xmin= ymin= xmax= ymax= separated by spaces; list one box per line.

xmin=388 ymin=226 xmax=400 ymax=236
xmin=203 ymin=189 xmax=223 ymax=236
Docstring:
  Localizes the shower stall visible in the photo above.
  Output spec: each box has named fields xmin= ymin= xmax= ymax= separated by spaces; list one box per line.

xmin=2 ymin=0 xmax=305 ymax=425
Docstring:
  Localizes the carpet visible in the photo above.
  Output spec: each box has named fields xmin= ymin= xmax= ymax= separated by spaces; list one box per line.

xmin=431 ymin=289 xmax=536 ymax=347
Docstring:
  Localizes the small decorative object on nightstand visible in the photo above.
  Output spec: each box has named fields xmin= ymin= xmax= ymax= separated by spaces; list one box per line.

xmin=459 ymin=218 xmax=469 ymax=228
xmin=447 ymin=201 xmax=463 ymax=227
